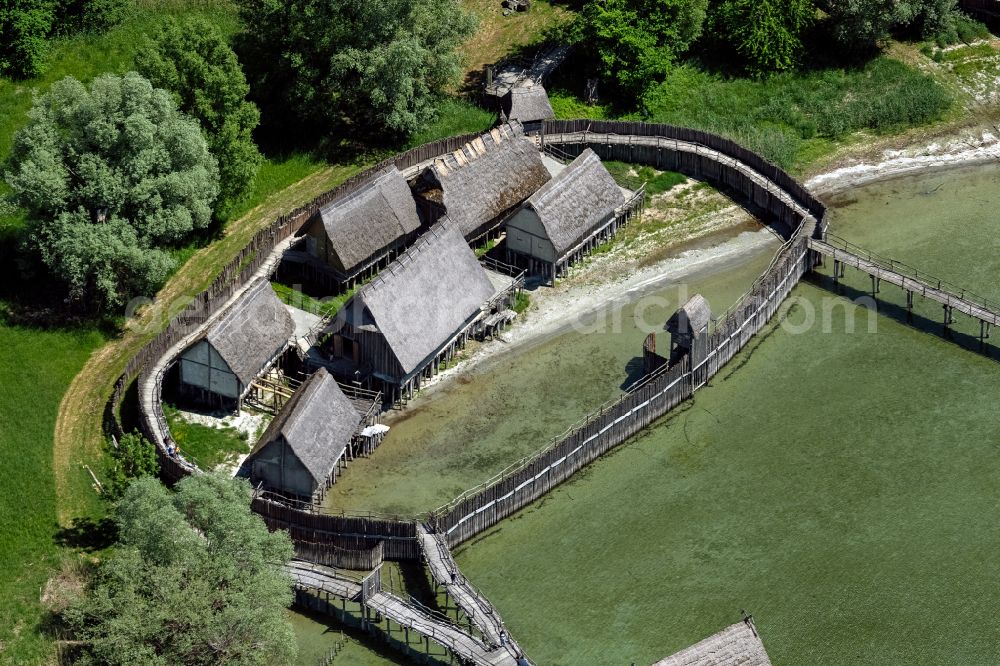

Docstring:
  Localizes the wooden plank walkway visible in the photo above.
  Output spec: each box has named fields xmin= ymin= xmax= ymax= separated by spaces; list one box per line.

xmin=286 ymin=558 xmax=523 ymax=666
xmin=416 ymin=525 xmax=520 ymax=654
xmin=808 ymin=237 xmax=1000 ymax=327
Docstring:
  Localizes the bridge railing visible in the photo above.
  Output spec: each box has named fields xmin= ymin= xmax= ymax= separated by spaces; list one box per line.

xmin=821 ymin=232 xmax=1000 ymax=315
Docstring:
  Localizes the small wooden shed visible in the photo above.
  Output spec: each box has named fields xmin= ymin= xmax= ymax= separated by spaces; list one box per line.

xmin=332 ymin=222 xmax=496 ymax=402
xmin=411 ymin=121 xmax=551 ymax=243
xmin=665 ymin=294 xmax=711 ymax=368
xmin=244 ymin=368 xmax=361 ymax=503
xmin=293 ymin=165 xmax=421 ymax=290
xmin=505 ymin=148 xmax=625 ymax=282
xmin=177 ymin=280 xmax=294 ymax=409
xmin=501 ymin=85 xmax=555 ymax=124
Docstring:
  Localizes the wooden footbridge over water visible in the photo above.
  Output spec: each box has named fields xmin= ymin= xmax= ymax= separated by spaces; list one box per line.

xmin=810 ymin=232 xmax=1000 ymax=346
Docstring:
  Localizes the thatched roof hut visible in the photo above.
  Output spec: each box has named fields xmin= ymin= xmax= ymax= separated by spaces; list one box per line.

xmin=302 ymin=165 xmax=421 ymax=281
xmin=244 ymin=367 xmax=361 ymax=500
xmin=501 ymin=85 xmax=555 ymax=123
xmin=337 ymin=222 xmax=495 ymax=387
xmin=178 ymin=280 xmax=294 ymax=404
xmin=652 ymin=621 xmax=772 ymax=666
xmin=506 ymin=148 xmax=624 ymax=265
xmin=665 ymin=294 xmax=711 ymax=337
xmin=412 ymin=121 xmax=551 ymax=242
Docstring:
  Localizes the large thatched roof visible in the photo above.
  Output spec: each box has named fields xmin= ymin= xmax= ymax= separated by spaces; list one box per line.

xmin=502 ymin=85 xmax=555 ymax=123
xmin=315 ymin=165 xmax=421 ymax=275
xmin=344 ymin=221 xmax=495 ymax=378
xmin=416 ymin=121 xmax=550 ymax=240
xmin=521 ymin=148 xmax=625 ymax=257
xmin=665 ymin=294 xmax=712 ymax=336
xmin=250 ymin=367 xmax=360 ymax=485
xmin=205 ymin=280 xmax=294 ymax=386
xmin=653 ymin=622 xmax=772 ymax=666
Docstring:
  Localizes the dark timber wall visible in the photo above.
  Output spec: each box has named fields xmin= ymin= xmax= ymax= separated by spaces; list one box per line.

xmin=114 ymin=121 xmax=824 ymax=562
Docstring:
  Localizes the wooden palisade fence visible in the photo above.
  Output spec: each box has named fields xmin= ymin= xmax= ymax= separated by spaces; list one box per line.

xmin=110 ymin=120 xmax=825 ymax=560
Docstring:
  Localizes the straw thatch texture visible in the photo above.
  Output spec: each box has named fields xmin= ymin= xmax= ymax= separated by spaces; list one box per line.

xmin=518 ymin=148 xmax=624 ymax=257
xmin=413 ymin=121 xmax=550 ymax=240
xmin=203 ymin=280 xmax=294 ymax=386
xmin=311 ymin=165 xmax=421 ymax=276
xmin=249 ymin=367 xmax=361 ymax=488
xmin=343 ymin=222 xmax=495 ymax=379
xmin=666 ymin=294 xmax=712 ymax=336
xmin=502 ymin=85 xmax=555 ymax=123
xmin=652 ymin=622 xmax=772 ymax=666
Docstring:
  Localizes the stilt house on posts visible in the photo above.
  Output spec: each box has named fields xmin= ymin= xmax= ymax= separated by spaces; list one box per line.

xmin=242 ymin=367 xmax=363 ymax=504
xmin=411 ymin=121 xmax=551 ymax=243
xmin=291 ymin=165 xmax=422 ymax=291
xmin=330 ymin=222 xmax=497 ymax=404
xmin=177 ymin=280 xmax=294 ymax=410
xmin=501 ymin=85 xmax=555 ymax=126
xmin=505 ymin=148 xmax=625 ymax=283
xmin=665 ymin=294 xmax=711 ymax=368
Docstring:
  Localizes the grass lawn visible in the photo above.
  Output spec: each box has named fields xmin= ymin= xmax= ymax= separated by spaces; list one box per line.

xmin=0 ymin=315 xmax=104 ymax=664
xmin=162 ymin=404 xmax=251 ymax=470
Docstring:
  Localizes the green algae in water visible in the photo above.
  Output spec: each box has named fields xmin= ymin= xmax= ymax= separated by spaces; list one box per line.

xmin=322 ymin=233 xmax=780 ymax=516
xmin=454 ymin=163 xmax=1000 ymax=666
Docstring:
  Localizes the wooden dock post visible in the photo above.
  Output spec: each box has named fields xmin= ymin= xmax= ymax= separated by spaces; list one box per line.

xmin=943 ymin=304 xmax=954 ymax=338
xmin=906 ymin=290 xmax=914 ymax=322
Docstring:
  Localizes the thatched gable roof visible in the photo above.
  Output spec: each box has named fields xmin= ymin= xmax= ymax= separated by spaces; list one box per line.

xmin=315 ymin=165 xmax=421 ymax=275
xmin=653 ymin=622 xmax=772 ymax=666
xmin=250 ymin=368 xmax=360 ymax=485
xmin=502 ymin=85 xmax=555 ymax=123
xmin=344 ymin=221 xmax=495 ymax=378
xmin=666 ymin=294 xmax=711 ymax=336
xmin=521 ymin=148 xmax=625 ymax=257
xmin=415 ymin=121 xmax=550 ymax=240
xmin=205 ymin=280 xmax=294 ymax=386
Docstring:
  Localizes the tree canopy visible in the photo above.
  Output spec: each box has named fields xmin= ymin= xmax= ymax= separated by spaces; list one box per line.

xmin=104 ymin=431 xmax=159 ymax=500
xmin=63 ymin=474 xmax=296 ymax=666
xmin=0 ymin=0 xmax=130 ymax=79
xmin=137 ymin=17 xmax=262 ymax=217
xmin=5 ymin=72 xmax=219 ymax=310
xmin=576 ymin=0 xmax=709 ymax=94
xmin=819 ymin=0 xmax=959 ymax=51
xmin=238 ymin=0 xmax=477 ymax=138
xmin=714 ymin=0 xmax=815 ymax=76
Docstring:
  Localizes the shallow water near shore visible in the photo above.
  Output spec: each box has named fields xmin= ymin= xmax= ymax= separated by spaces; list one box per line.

xmin=322 ymin=227 xmax=781 ymax=516
xmin=454 ymin=162 xmax=1000 ymax=665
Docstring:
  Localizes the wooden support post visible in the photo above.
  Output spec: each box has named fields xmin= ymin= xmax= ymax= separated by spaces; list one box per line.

xmin=980 ymin=319 xmax=990 ymax=352
xmin=871 ymin=275 xmax=880 ymax=297
xmin=906 ymin=290 xmax=913 ymax=322
xmin=943 ymin=304 xmax=954 ymax=338
xmin=833 ymin=259 xmax=840 ymax=283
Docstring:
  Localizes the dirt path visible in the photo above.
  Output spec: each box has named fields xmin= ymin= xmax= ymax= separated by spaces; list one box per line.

xmin=52 ymin=166 xmax=353 ymax=524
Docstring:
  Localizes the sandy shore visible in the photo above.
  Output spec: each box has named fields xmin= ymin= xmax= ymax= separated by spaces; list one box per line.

xmin=390 ymin=129 xmax=1000 ymax=410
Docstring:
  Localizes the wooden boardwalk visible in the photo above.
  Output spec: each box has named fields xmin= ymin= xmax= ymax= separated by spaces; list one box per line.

xmin=809 ymin=235 xmax=1000 ymax=330
xmin=286 ymin=559 xmax=523 ymax=666
xmin=484 ymin=44 xmax=571 ymax=97
xmin=416 ymin=525 xmax=522 ymax=656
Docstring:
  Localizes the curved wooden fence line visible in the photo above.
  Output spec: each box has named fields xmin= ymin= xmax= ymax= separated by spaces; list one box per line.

xmin=111 ymin=120 xmax=824 ymax=559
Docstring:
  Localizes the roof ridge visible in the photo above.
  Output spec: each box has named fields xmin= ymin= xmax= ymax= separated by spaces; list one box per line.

xmin=320 ymin=164 xmax=397 ymax=214
xmin=355 ymin=222 xmax=453 ymax=298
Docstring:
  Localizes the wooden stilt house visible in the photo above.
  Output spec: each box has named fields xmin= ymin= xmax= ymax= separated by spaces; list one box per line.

xmin=330 ymin=222 xmax=497 ymax=403
xmin=411 ymin=121 xmax=551 ymax=243
xmin=177 ymin=280 xmax=294 ymax=410
xmin=286 ymin=165 xmax=422 ymax=291
xmin=243 ymin=368 xmax=362 ymax=503
xmin=501 ymin=85 xmax=555 ymax=125
xmin=505 ymin=148 xmax=625 ymax=283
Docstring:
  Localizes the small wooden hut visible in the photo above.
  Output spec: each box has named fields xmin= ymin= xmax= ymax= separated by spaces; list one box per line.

xmin=501 ymin=85 xmax=555 ymax=124
xmin=244 ymin=368 xmax=361 ymax=503
xmin=411 ymin=121 xmax=551 ymax=243
xmin=289 ymin=165 xmax=421 ymax=290
xmin=177 ymin=280 xmax=294 ymax=409
xmin=331 ymin=222 xmax=496 ymax=402
xmin=665 ymin=294 xmax=711 ymax=368
xmin=505 ymin=148 xmax=625 ymax=283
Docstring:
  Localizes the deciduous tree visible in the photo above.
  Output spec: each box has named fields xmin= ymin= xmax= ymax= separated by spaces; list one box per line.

xmin=63 ymin=474 xmax=297 ymax=666
xmin=715 ymin=0 xmax=815 ymax=76
xmin=5 ymin=72 xmax=219 ymax=310
xmin=137 ymin=17 xmax=262 ymax=217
